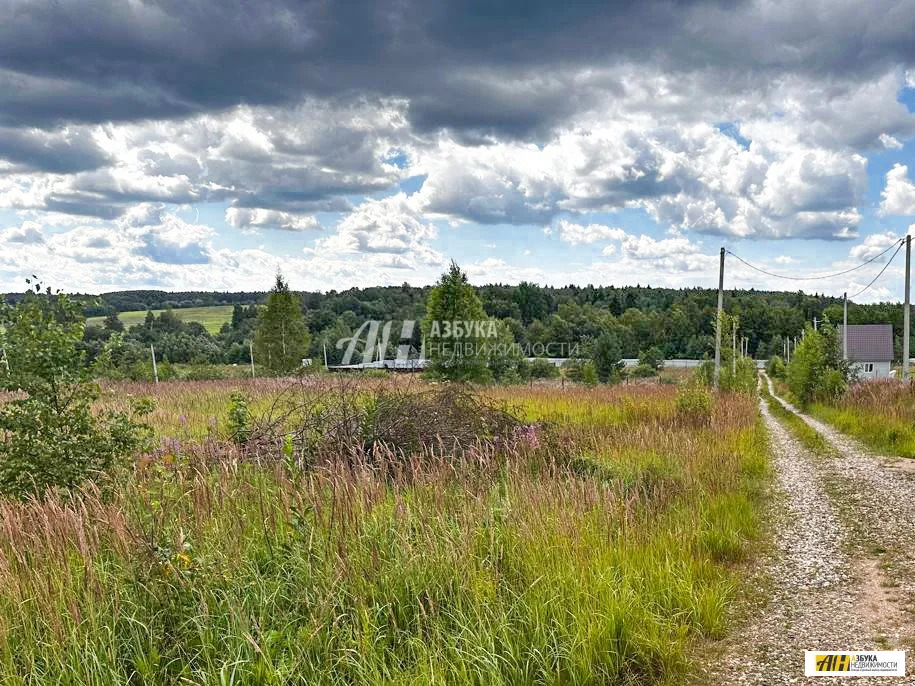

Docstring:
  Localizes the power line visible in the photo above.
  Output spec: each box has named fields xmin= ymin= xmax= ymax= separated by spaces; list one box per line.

xmin=849 ymin=238 xmax=905 ymax=299
xmin=725 ymin=238 xmax=903 ymax=281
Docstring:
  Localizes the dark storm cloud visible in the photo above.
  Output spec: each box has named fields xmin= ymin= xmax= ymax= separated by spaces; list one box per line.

xmin=1 ymin=0 xmax=913 ymax=136
xmin=0 ymin=127 xmax=110 ymax=172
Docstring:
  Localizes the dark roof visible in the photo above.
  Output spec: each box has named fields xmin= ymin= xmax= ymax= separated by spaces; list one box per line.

xmin=838 ymin=324 xmax=894 ymax=362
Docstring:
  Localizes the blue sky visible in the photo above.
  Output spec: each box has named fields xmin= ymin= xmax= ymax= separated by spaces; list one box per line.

xmin=1 ymin=0 xmax=915 ymax=302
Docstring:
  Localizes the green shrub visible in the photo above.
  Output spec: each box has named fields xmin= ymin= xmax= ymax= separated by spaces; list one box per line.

xmin=580 ymin=360 xmax=599 ymax=385
xmin=630 ymin=363 xmax=658 ymax=378
xmin=676 ymin=382 xmax=714 ymax=425
xmin=639 ymin=346 xmax=665 ymax=371
xmin=765 ymin=355 xmax=786 ymax=378
xmin=529 ymin=357 xmax=560 ymax=379
xmin=227 ymin=392 xmax=251 ymax=444
xmin=786 ymin=323 xmax=849 ymax=406
xmin=0 ymin=284 xmax=151 ymax=499
xmin=720 ymin=357 xmax=758 ymax=394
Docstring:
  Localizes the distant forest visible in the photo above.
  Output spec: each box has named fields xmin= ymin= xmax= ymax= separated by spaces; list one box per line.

xmin=16 ymin=283 xmax=907 ymax=367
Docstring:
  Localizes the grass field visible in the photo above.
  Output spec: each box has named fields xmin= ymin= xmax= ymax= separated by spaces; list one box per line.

xmin=87 ymin=304 xmax=236 ymax=334
xmin=0 ymin=378 xmax=767 ymax=684
xmin=809 ymin=380 xmax=915 ymax=458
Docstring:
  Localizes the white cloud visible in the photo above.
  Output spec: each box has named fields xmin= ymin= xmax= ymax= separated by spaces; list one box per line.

xmin=848 ymin=232 xmax=901 ymax=261
xmin=880 ymin=133 xmax=903 ymax=150
xmin=314 ymin=193 xmax=444 ymax=268
xmin=225 ymin=207 xmax=321 ymax=232
xmin=881 ymin=164 xmax=915 ymax=215
xmin=3 ymin=220 xmax=44 ymax=245
xmin=556 ymin=219 xmax=626 ymax=245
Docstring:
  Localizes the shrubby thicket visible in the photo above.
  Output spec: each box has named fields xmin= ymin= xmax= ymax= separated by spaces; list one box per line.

xmin=0 ymin=283 xmax=151 ymax=499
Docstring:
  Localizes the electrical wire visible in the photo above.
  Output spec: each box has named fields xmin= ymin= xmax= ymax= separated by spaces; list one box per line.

xmin=725 ymin=238 xmax=903 ymax=281
xmin=848 ymin=238 xmax=905 ymax=299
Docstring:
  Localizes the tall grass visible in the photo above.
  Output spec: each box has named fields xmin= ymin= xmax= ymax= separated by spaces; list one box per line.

xmin=760 ymin=380 xmax=835 ymax=457
xmin=809 ymin=380 xmax=915 ymax=458
xmin=0 ymin=381 xmax=767 ymax=684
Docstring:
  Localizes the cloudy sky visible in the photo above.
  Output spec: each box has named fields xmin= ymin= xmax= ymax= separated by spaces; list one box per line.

xmin=3 ymin=0 xmax=915 ymax=300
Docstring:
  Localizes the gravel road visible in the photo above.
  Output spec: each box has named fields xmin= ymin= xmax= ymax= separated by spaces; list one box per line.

xmin=701 ymin=376 xmax=915 ymax=684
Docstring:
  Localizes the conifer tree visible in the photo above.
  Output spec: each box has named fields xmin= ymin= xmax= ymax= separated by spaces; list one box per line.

xmin=254 ymin=273 xmax=310 ymax=374
xmin=422 ymin=261 xmax=490 ymax=381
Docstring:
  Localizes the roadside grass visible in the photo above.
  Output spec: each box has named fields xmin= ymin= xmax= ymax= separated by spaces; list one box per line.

xmin=87 ymin=304 xmax=235 ymax=334
xmin=0 ymin=381 xmax=768 ymax=684
xmin=759 ymin=380 xmax=836 ymax=457
xmin=808 ymin=381 xmax=915 ymax=459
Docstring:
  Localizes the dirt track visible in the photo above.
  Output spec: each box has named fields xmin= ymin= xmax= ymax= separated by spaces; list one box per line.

xmin=702 ymin=376 xmax=915 ymax=684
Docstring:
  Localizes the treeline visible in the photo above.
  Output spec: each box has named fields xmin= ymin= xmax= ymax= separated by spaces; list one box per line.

xmin=69 ymin=282 xmax=915 ymax=377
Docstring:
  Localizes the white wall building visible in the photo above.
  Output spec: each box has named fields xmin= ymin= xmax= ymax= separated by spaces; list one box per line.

xmin=838 ymin=324 xmax=894 ymax=380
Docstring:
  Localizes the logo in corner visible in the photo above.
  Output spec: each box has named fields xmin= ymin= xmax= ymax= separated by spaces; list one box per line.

xmin=805 ymin=650 xmax=905 ymax=677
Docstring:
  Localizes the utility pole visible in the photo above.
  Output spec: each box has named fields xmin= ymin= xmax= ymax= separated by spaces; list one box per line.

xmin=905 ymin=235 xmax=911 ymax=381
xmin=150 ymin=344 xmax=159 ymax=384
xmin=249 ymin=341 xmax=256 ymax=379
xmin=843 ymin=292 xmax=848 ymax=361
xmin=732 ymin=319 xmax=737 ymax=375
xmin=714 ymin=247 xmax=725 ymax=388
xmin=323 ymin=342 xmax=328 ymax=370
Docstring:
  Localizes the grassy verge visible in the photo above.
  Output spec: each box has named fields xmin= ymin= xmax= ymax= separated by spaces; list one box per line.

xmin=808 ymin=402 xmax=915 ymax=458
xmin=1 ymin=382 xmax=768 ymax=684
xmin=760 ymin=380 xmax=836 ymax=457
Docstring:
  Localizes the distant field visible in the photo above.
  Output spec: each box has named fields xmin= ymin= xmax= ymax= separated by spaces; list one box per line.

xmin=87 ymin=304 xmax=235 ymax=334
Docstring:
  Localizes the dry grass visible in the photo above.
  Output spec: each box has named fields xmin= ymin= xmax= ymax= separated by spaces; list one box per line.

xmin=0 ymin=379 xmax=767 ymax=684
xmin=810 ymin=380 xmax=915 ymax=458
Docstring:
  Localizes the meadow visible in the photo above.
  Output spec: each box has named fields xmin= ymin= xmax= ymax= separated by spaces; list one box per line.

xmin=88 ymin=305 xmax=235 ymax=334
xmin=0 ymin=377 xmax=767 ymax=684
xmin=808 ymin=380 xmax=915 ymax=458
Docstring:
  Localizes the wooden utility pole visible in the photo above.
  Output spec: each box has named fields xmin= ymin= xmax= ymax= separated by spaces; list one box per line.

xmin=714 ymin=247 xmax=725 ymax=388
xmin=905 ymin=235 xmax=911 ymax=381
xmin=843 ymin=292 xmax=848 ymax=360
xmin=150 ymin=344 xmax=159 ymax=384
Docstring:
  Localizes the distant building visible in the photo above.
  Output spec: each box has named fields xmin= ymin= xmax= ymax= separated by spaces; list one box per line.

xmin=838 ymin=324 xmax=894 ymax=380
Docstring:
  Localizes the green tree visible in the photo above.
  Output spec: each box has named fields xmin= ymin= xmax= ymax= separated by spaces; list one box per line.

xmin=254 ymin=273 xmax=310 ymax=374
xmin=0 ymin=282 xmax=150 ymax=498
xmin=786 ymin=322 xmax=848 ymax=406
xmin=422 ymin=261 xmax=490 ymax=381
xmin=639 ymin=346 xmax=665 ymax=371
xmin=592 ymin=332 xmax=624 ymax=383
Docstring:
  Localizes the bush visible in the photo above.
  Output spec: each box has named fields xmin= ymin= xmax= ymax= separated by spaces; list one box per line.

xmin=579 ymin=361 xmax=599 ymax=385
xmin=0 ymin=285 xmax=151 ymax=499
xmin=227 ymin=392 xmax=252 ymax=444
xmin=765 ymin=355 xmax=785 ymax=378
xmin=529 ymin=357 xmax=560 ymax=379
xmin=252 ymin=382 xmax=523 ymax=465
xmin=720 ymin=357 xmax=758 ymax=394
xmin=676 ymin=382 xmax=714 ymax=426
xmin=786 ymin=323 xmax=849 ymax=406
xmin=639 ymin=346 xmax=665 ymax=371
xmin=630 ymin=363 xmax=658 ymax=378
xmin=592 ymin=332 xmax=624 ymax=383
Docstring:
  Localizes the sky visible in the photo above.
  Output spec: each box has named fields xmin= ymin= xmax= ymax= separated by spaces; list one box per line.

xmin=2 ymin=0 xmax=915 ymax=302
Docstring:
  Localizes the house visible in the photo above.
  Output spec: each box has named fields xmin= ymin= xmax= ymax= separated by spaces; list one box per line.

xmin=838 ymin=324 xmax=894 ymax=380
